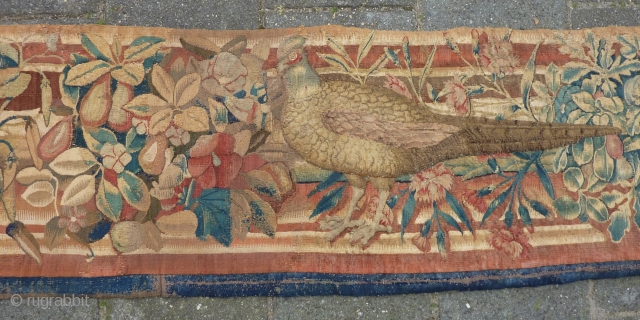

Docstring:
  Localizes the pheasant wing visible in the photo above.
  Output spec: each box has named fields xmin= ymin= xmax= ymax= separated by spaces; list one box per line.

xmin=322 ymin=110 xmax=460 ymax=148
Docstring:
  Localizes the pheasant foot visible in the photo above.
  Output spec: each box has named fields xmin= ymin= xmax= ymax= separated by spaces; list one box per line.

xmin=320 ymin=186 xmax=365 ymax=241
xmin=322 ymin=217 xmax=365 ymax=241
xmin=350 ymin=190 xmax=392 ymax=246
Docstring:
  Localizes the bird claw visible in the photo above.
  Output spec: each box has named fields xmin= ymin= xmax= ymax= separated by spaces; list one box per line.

xmin=350 ymin=221 xmax=393 ymax=246
xmin=320 ymin=216 xmax=364 ymax=241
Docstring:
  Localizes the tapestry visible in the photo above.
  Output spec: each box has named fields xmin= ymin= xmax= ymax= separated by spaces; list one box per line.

xmin=0 ymin=24 xmax=640 ymax=297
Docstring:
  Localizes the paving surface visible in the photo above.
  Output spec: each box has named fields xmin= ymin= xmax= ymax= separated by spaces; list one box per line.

xmin=2 ymin=0 xmax=640 ymax=319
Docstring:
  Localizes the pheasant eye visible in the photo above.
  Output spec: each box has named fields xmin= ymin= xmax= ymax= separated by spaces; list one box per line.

xmin=288 ymin=52 xmax=298 ymax=61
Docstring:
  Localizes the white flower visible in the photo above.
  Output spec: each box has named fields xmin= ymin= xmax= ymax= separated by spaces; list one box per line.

xmin=165 ymin=126 xmax=190 ymax=146
xmin=132 ymin=118 xmax=149 ymax=135
xmin=100 ymin=143 xmax=132 ymax=173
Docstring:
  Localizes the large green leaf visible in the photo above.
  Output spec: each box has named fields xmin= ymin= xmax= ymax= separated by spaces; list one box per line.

xmin=308 ymin=172 xmax=345 ymax=197
xmin=310 ymin=184 xmax=346 ymax=218
xmin=44 ymin=217 xmax=66 ymax=250
xmin=65 ymin=61 xmax=112 ymax=86
xmin=124 ymin=36 xmax=164 ymax=61
xmin=519 ymin=205 xmax=532 ymax=226
xmin=480 ymin=186 xmax=512 ymax=226
xmin=117 ymin=170 xmax=151 ymax=211
xmin=545 ymin=62 xmax=560 ymax=93
xmin=419 ymin=44 xmax=437 ymax=91
xmin=617 ymin=35 xmax=639 ymax=59
xmin=563 ymin=167 xmax=584 ymax=192
xmin=521 ymin=43 xmax=540 ymax=112
xmin=81 ymin=34 xmax=114 ymax=62
xmin=96 ymin=176 xmax=122 ymax=221
xmin=437 ymin=210 xmax=462 ymax=234
xmin=572 ymin=138 xmax=594 ymax=166
xmin=634 ymin=196 xmax=640 ymax=229
xmin=59 ymin=66 xmax=80 ymax=109
xmin=608 ymin=205 xmax=631 ymax=242
xmin=535 ymin=160 xmax=555 ymax=200
xmin=83 ymin=127 xmax=118 ymax=153
xmin=0 ymin=72 xmax=31 ymax=99
xmin=0 ymin=42 xmax=19 ymax=65
xmin=445 ymin=190 xmax=473 ymax=233
xmin=241 ymin=190 xmax=277 ymax=238
xmin=561 ymin=62 xmax=591 ymax=83
xmin=571 ymin=91 xmax=596 ymax=112
xmin=596 ymin=96 xmax=624 ymax=114
xmin=552 ymin=148 xmax=568 ymax=173
xmin=593 ymin=144 xmax=614 ymax=182
xmin=125 ymin=128 xmax=146 ymax=153
xmin=245 ymin=169 xmax=280 ymax=200
xmin=586 ymin=172 xmax=607 ymax=193
xmin=554 ymin=195 xmax=580 ymax=220
xmin=357 ymin=30 xmax=375 ymax=66
xmin=194 ymin=188 xmax=232 ymax=245
xmin=597 ymin=39 xmax=614 ymax=70
xmin=401 ymin=190 xmax=417 ymax=238
xmin=318 ymin=54 xmax=351 ymax=72
xmin=600 ymin=190 xmax=627 ymax=209
xmin=586 ymin=196 xmax=608 ymax=222
xmin=609 ymin=60 xmax=640 ymax=78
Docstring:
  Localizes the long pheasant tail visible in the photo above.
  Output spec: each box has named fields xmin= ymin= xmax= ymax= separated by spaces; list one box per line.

xmin=418 ymin=121 xmax=623 ymax=170
xmin=541 ymin=123 xmax=622 ymax=150
xmin=463 ymin=122 xmax=623 ymax=156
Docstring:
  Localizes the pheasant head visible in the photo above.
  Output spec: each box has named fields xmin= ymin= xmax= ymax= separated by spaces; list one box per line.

xmin=276 ymin=36 xmax=321 ymax=100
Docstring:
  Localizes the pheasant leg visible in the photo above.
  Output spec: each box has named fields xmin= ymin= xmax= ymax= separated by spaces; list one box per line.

xmin=350 ymin=189 xmax=393 ymax=246
xmin=322 ymin=186 xmax=365 ymax=241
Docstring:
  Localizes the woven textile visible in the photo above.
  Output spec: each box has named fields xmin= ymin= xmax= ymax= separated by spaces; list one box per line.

xmin=0 ymin=25 xmax=639 ymax=296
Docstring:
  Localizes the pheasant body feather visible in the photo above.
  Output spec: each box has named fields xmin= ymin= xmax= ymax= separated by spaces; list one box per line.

xmin=282 ymin=81 xmax=430 ymax=177
xmin=281 ymin=80 xmax=620 ymax=178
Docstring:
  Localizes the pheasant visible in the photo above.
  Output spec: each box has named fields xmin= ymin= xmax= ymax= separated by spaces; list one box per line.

xmin=276 ymin=36 xmax=621 ymax=245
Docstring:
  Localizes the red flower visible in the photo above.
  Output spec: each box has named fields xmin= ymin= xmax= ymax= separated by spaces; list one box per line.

xmin=58 ymin=206 xmax=90 ymax=233
xmin=362 ymin=193 xmax=394 ymax=226
xmin=479 ymin=37 xmax=518 ymax=77
xmin=187 ymin=133 xmax=242 ymax=189
xmin=410 ymin=164 xmax=453 ymax=204
xmin=463 ymin=189 xmax=488 ymax=213
xmin=412 ymin=234 xmax=431 ymax=253
xmin=444 ymin=75 xmax=470 ymax=115
xmin=487 ymin=223 xmax=531 ymax=259
xmin=383 ymin=74 xmax=413 ymax=100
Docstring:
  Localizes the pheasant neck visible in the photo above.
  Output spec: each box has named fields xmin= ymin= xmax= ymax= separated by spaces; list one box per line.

xmin=283 ymin=58 xmax=321 ymax=101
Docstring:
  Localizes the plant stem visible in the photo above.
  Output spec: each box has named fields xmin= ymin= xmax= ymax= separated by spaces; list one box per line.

xmin=52 ymin=177 xmax=60 ymax=217
xmin=185 ymin=179 xmax=196 ymax=209
xmin=0 ymin=100 xmax=11 ymax=114
xmin=1 ymin=194 xmax=14 ymax=223
xmin=23 ymin=54 xmax=65 ymax=64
